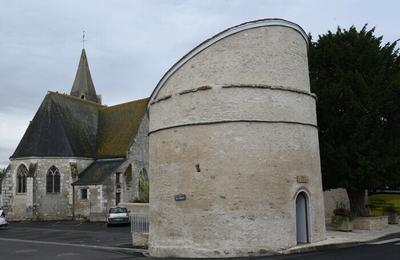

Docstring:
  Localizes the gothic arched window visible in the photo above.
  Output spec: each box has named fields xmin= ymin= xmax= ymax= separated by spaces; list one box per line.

xmin=17 ymin=164 xmax=28 ymax=193
xmin=46 ymin=166 xmax=60 ymax=193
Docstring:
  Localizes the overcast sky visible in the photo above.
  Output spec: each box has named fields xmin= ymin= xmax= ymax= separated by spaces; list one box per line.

xmin=0 ymin=0 xmax=399 ymax=167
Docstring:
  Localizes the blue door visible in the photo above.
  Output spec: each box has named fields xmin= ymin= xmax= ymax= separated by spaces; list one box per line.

xmin=296 ymin=192 xmax=309 ymax=244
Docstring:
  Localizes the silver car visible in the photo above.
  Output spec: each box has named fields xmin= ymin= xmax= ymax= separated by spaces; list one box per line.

xmin=0 ymin=208 xmax=8 ymax=228
xmin=107 ymin=206 xmax=130 ymax=226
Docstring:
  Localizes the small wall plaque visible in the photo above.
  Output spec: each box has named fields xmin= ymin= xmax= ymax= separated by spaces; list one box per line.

xmin=175 ymin=193 xmax=186 ymax=201
xmin=297 ymin=176 xmax=310 ymax=183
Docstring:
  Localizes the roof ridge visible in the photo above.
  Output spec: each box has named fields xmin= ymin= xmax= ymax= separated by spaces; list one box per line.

xmin=47 ymin=91 xmax=106 ymax=107
xmin=99 ymin=97 xmax=149 ymax=110
xmin=49 ymin=98 xmax=76 ymax=155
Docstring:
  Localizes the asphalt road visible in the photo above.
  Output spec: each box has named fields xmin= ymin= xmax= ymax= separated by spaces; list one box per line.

xmin=0 ymin=221 xmax=145 ymax=259
xmin=0 ymin=221 xmax=133 ymax=247
xmin=0 ymin=239 xmax=143 ymax=260
xmin=265 ymin=238 xmax=400 ymax=260
xmin=1 ymin=222 xmax=400 ymax=259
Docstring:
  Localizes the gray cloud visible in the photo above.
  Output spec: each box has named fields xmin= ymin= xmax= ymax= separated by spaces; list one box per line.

xmin=0 ymin=0 xmax=399 ymax=165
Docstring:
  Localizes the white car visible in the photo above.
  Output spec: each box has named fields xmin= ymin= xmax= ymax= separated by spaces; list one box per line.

xmin=0 ymin=208 xmax=8 ymax=228
xmin=107 ymin=206 xmax=130 ymax=226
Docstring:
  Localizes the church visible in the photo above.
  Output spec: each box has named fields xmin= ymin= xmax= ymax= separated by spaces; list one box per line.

xmin=2 ymin=18 xmax=330 ymax=258
xmin=1 ymin=49 xmax=149 ymax=221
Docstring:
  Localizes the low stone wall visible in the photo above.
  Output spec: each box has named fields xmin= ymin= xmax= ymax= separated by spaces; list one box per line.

xmin=353 ymin=216 xmax=388 ymax=230
xmin=323 ymin=188 xmax=349 ymax=222
xmin=118 ymin=203 xmax=149 ymax=248
xmin=132 ymin=232 xmax=149 ymax=248
xmin=118 ymin=202 xmax=149 ymax=215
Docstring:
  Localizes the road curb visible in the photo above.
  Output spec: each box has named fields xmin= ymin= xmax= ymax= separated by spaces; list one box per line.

xmin=116 ymin=231 xmax=400 ymax=257
xmin=278 ymin=231 xmax=400 ymax=255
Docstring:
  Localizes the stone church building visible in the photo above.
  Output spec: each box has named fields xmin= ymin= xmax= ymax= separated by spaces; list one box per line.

xmin=1 ymin=49 xmax=149 ymax=221
xmin=1 ymin=17 xmax=330 ymax=258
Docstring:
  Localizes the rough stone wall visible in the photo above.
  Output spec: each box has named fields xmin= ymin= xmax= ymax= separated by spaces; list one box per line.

xmin=323 ymin=188 xmax=350 ymax=222
xmin=1 ymin=168 xmax=15 ymax=213
xmin=155 ymin=26 xmax=310 ymax=99
xmin=352 ymin=216 xmax=388 ymax=230
xmin=0 ymin=182 xmax=2 ymax=206
xmin=72 ymin=119 xmax=151 ymax=220
xmin=74 ymin=184 xmax=107 ymax=221
xmin=0 ymin=171 xmax=6 ymax=207
xmin=148 ymin=21 xmax=326 ymax=258
xmin=2 ymin=157 xmax=92 ymax=220
xmin=119 ymin=202 xmax=149 ymax=215
xmin=102 ymin=174 xmax=116 ymax=212
xmin=123 ymin=114 xmax=149 ymax=202
xmin=74 ymin=186 xmax=91 ymax=218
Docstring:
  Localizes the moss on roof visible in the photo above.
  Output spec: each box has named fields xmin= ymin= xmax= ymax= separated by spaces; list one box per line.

xmin=11 ymin=92 xmax=148 ymax=159
xmin=96 ymin=98 xmax=148 ymax=158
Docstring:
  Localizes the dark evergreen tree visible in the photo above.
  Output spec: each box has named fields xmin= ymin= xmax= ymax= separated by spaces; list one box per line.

xmin=309 ymin=25 xmax=400 ymax=216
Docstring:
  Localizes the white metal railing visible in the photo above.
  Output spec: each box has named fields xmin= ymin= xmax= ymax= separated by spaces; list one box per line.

xmin=130 ymin=214 xmax=149 ymax=233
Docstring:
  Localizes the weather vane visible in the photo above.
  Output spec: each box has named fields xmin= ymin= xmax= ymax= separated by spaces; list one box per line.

xmin=82 ymin=30 xmax=86 ymax=48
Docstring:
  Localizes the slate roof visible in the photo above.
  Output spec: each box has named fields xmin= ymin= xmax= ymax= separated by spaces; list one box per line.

xmin=70 ymin=49 xmax=99 ymax=103
xmin=72 ymin=158 xmax=125 ymax=185
xmin=11 ymin=93 xmax=148 ymax=159
xmin=11 ymin=92 xmax=103 ymax=158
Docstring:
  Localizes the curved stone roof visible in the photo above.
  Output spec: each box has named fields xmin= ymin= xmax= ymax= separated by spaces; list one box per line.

xmin=149 ymin=18 xmax=308 ymax=104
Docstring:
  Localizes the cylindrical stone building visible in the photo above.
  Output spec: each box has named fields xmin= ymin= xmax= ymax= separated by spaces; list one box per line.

xmin=148 ymin=19 xmax=326 ymax=258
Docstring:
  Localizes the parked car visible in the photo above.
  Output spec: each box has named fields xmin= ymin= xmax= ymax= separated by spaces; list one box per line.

xmin=107 ymin=206 xmax=130 ymax=226
xmin=0 ymin=208 xmax=8 ymax=228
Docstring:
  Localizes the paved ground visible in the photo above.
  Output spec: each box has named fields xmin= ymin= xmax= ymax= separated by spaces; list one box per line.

xmin=1 ymin=221 xmax=400 ymax=259
xmin=0 ymin=221 xmax=132 ymax=247
xmin=0 ymin=239 xmax=143 ymax=260
xmin=0 ymin=221 xmax=145 ymax=259
xmin=266 ymin=237 xmax=400 ymax=260
xmin=281 ymin=223 xmax=400 ymax=254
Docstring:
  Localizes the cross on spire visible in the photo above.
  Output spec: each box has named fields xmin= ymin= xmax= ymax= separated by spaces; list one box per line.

xmin=82 ymin=30 xmax=86 ymax=49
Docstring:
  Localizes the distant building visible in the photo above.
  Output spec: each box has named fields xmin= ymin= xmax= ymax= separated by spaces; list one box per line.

xmin=1 ymin=49 xmax=149 ymax=221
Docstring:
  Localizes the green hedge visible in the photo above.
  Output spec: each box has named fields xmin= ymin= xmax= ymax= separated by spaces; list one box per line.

xmin=368 ymin=194 xmax=400 ymax=216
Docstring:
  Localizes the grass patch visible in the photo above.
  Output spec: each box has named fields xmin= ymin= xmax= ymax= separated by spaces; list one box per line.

xmin=368 ymin=194 xmax=400 ymax=215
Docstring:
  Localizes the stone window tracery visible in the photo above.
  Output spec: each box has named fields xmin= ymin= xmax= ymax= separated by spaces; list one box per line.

xmin=17 ymin=164 xmax=28 ymax=193
xmin=46 ymin=166 xmax=60 ymax=193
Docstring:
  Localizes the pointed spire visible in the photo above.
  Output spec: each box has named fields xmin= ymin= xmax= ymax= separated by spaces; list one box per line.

xmin=70 ymin=48 xmax=100 ymax=103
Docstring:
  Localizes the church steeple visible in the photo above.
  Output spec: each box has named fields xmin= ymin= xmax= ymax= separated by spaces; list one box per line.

xmin=70 ymin=48 xmax=100 ymax=103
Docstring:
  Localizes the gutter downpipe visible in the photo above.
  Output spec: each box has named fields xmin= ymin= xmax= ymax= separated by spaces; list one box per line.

xmin=72 ymin=185 xmax=75 ymax=221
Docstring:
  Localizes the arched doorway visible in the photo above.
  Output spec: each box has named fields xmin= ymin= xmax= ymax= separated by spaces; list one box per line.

xmin=296 ymin=192 xmax=309 ymax=244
